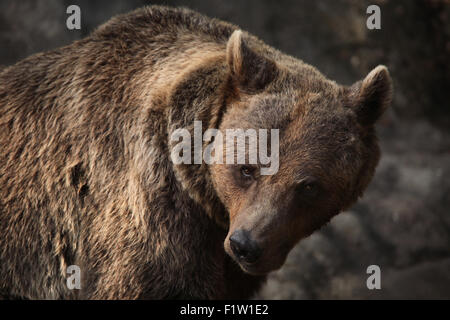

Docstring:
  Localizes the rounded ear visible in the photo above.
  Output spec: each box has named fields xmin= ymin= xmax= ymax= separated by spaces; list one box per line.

xmin=226 ymin=30 xmax=277 ymax=92
xmin=348 ymin=65 xmax=393 ymax=126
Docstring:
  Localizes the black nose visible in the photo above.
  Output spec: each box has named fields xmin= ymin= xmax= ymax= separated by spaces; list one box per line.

xmin=229 ymin=230 xmax=262 ymax=263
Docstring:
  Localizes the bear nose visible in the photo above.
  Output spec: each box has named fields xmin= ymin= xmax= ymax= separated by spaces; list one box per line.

xmin=229 ymin=230 xmax=262 ymax=264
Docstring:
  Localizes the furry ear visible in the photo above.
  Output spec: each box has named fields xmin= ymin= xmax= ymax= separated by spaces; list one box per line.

xmin=226 ymin=30 xmax=277 ymax=92
xmin=348 ymin=65 xmax=393 ymax=126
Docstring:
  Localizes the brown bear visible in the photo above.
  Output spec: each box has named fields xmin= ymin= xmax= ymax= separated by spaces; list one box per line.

xmin=0 ymin=6 xmax=392 ymax=299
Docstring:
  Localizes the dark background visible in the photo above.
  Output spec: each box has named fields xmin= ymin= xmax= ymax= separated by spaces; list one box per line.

xmin=1 ymin=0 xmax=449 ymax=299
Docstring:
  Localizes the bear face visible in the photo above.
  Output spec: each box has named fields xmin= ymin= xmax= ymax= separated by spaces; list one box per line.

xmin=210 ymin=31 xmax=392 ymax=275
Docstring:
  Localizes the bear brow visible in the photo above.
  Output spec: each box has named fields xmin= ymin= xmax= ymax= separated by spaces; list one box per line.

xmin=247 ymin=95 xmax=296 ymax=129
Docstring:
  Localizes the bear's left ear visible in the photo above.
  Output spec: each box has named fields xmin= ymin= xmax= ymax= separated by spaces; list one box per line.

xmin=348 ymin=65 xmax=393 ymax=126
xmin=226 ymin=30 xmax=277 ymax=92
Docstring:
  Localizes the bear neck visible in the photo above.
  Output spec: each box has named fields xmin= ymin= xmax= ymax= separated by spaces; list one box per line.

xmin=166 ymin=57 xmax=231 ymax=229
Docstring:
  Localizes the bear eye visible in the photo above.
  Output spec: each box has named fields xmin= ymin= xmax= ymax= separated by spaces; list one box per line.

xmin=297 ymin=179 xmax=320 ymax=197
xmin=232 ymin=165 xmax=258 ymax=188
xmin=240 ymin=166 xmax=255 ymax=179
xmin=304 ymin=183 xmax=318 ymax=195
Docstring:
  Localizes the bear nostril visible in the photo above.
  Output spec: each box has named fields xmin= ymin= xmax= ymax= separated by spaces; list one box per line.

xmin=230 ymin=236 xmax=249 ymax=258
xmin=229 ymin=230 xmax=262 ymax=264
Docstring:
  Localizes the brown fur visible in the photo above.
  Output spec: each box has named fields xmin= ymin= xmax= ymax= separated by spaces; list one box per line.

xmin=0 ymin=6 xmax=392 ymax=299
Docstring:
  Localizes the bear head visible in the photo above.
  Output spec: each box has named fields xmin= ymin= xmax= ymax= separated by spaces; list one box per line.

xmin=209 ymin=30 xmax=392 ymax=275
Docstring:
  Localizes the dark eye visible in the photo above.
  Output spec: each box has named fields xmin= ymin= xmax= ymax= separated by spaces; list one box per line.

xmin=232 ymin=165 xmax=257 ymax=188
xmin=240 ymin=166 xmax=255 ymax=179
xmin=297 ymin=179 xmax=320 ymax=197
xmin=303 ymin=183 xmax=318 ymax=195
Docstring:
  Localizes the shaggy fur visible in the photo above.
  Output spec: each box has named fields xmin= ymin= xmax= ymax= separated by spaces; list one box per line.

xmin=0 ymin=6 xmax=392 ymax=299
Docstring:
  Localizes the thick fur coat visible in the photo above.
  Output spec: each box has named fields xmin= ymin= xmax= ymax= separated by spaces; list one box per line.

xmin=0 ymin=6 xmax=391 ymax=299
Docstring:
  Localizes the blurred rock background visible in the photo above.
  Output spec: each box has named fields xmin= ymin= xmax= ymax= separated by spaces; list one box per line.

xmin=1 ymin=0 xmax=449 ymax=299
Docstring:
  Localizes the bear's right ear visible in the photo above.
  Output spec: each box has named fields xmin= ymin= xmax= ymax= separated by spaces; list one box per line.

xmin=226 ymin=30 xmax=277 ymax=92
